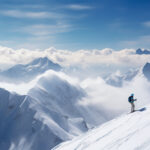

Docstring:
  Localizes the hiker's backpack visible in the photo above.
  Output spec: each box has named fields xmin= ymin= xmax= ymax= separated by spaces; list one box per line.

xmin=128 ymin=96 xmax=133 ymax=103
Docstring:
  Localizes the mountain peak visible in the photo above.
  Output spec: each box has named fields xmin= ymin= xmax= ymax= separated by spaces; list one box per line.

xmin=136 ymin=48 xmax=150 ymax=55
xmin=0 ymin=57 xmax=62 ymax=83
xmin=30 ymin=57 xmax=53 ymax=65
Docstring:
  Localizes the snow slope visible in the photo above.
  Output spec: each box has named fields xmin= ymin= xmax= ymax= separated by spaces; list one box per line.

xmin=0 ymin=70 xmax=113 ymax=150
xmin=0 ymin=70 xmax=120 ymax=150
xmin=0 ymin=72 xmax=88 ymax=150
xmin=53 ymin=106 xmax=150 ymax=150
xmin=0 ymin=88 xmax=65 ymax=150
xmin=0 ymin=57 xmax=61 ymax=83
xmin=143 ymin=62 xmax=150 ymax=81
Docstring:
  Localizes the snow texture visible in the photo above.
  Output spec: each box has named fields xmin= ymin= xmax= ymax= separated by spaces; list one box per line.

xmin=143 ymin=62 xmax=150 ymax=81
xmin=1 ymin=68 xmax=120 ymax=150
xmin=0 ymin=71 xmax=89 ymax=150
xmin=53 ymin=106 xmax=150 ymax=150
xmin=0 ymin=59 xmax=150 ymax=150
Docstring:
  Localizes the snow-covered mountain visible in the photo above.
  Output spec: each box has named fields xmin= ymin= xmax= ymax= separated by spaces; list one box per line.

xmin=136 ymin=48 xmax=150 ymax=55
xmin=0 ymin=87 xmax=66 ymax=150
xmin=105 ymin=69 xmax=138 ymax=87
xmin=1 ymin=56 xmax=150 ymax=150
xmin=0 ymin=75 xmax=87 ymax=150
xmin=0 ymin=57 xmax=61 ymax=83
xmin=143 ymin=62 xmax=150 ymax=81
xmin=1 ymin=71 xmax=113 ymax=150
xmin=53 ymin=106 xmax=149 ymax=150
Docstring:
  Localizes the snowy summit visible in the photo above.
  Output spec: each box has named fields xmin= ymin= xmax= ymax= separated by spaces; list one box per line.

xmin=0 ymin=57 xmax=62 ymax=83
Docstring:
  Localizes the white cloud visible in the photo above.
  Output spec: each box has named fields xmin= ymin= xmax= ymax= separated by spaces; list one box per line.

xmin=19 ymin=23 xmax=72 ymax=36
xmin=79 ymin=74 xmax=150 ymax=116
xmin=0 ymin=10 xmax=66 ymax=19
xmin=1 ymin=66 xmax=150 ymax=126
xmin=143 ymin=21 xmax=150 ymax=27
xmin=0 ymin=70 xmax=79 ymax=95
xmin=66 ymin=4 xmax=93 ymax=10
xmin=0 ymin=46 xmax=150 ymax=71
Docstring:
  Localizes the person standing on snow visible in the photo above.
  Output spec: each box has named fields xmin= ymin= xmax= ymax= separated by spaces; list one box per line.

xmin=128 ymin=94 xmax=137 ymax=113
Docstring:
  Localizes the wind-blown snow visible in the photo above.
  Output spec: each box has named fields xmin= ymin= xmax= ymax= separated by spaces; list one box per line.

xmin=0 ymin=64 xmax=150 ymax=150
xmin=53 ymin=106 xmax=150 ymax=150
xmin=1 ymin=69 xmax=137 ymax=150
xmin=1 ymin=69 xmax=116 ymax=150
xmin=0 ymin=71 xmax=88 ymax=150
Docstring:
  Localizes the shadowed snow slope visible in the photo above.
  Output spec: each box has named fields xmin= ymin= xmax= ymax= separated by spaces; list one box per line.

xmin=143 ymin=62 xmax=150 ymax=81
xmin=0 ymin=71 xmax=90 ymax=150
xmin=53 ymin=106 xmax=150 ymax=150
xmin=0 ymin=88 xmax=64 ymax=150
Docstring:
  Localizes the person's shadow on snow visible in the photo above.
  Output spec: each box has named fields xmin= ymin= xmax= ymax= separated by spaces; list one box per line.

xmin=136 ymin=107 xmax=146 ymax=112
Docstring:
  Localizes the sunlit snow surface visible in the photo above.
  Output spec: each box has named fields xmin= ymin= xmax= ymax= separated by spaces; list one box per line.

xmin=0 ymin=69 xmax=150 ymax=150
xmin=53 ymin=106 xmax=150 ymax=150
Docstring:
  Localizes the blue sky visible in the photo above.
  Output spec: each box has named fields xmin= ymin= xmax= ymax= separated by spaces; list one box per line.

xmin=0 ymin=0 xmax=150 ymax=50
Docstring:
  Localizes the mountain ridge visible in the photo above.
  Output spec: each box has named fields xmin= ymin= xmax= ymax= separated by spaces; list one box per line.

xmin=0 ymin=72 xmax=90 ymax=150
xmin=0 ymin=57 xmax=62 ymax=83
xmin=53 ymin=106 xmax=150 ymax=150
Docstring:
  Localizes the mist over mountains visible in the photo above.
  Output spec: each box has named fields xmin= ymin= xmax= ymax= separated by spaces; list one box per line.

xmin=105 ymin=69 xmax=139 ymax=87
xmin=0 ymin=72 xmax=86 ymax=150
xmin=0 ymin=57 xmax=61 ymax=83
xmin=0 ymin=70 xmax=117 ymax=150
xmin=0 ymin=47 xmax=150 ymax=150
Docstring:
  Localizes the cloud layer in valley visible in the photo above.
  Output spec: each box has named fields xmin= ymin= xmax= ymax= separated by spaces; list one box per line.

xmin=1 ymin=69 xmax=150 ymax=122
xmin=0 ymin=46 xmax=150 ymax=71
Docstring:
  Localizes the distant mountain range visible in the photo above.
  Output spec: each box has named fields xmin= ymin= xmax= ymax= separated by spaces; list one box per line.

xmin=105 ymin=48 xmax=150 ymax=86
xmin=136 ymin=48 xmax=150 ymax=55
xmin=105 ymin=60 xmax=150 ymax=87
xmin=0 ymin=57 xmax=62 ymax=83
